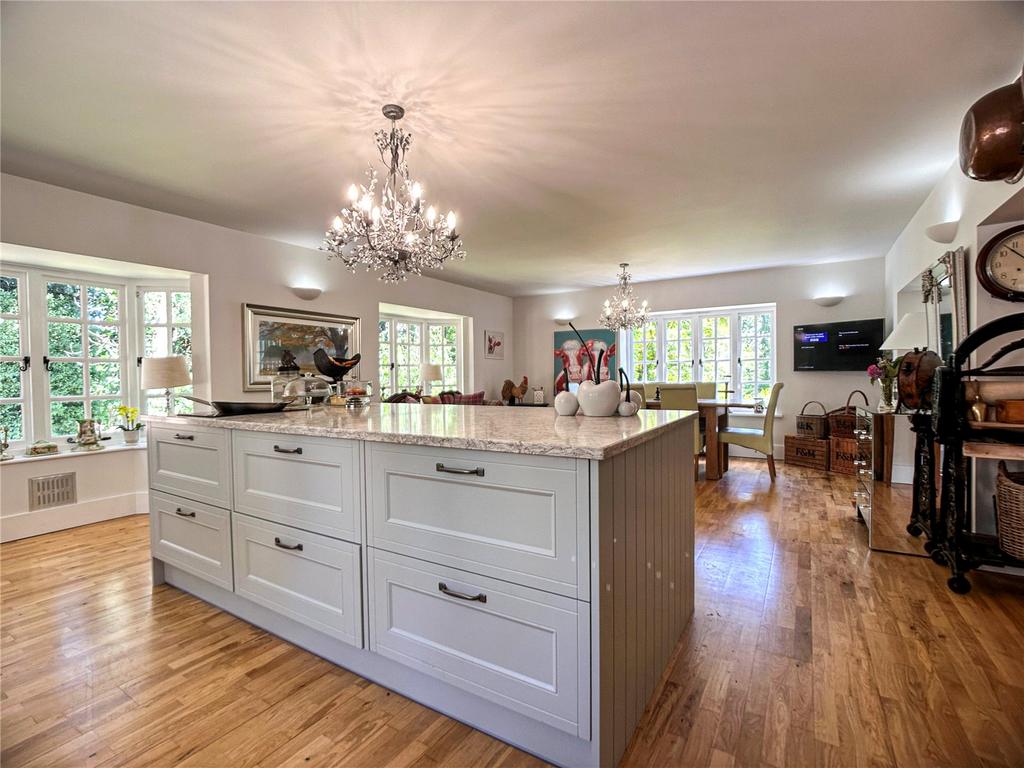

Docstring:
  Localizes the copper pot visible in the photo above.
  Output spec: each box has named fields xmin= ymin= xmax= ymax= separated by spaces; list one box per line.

xmin=959 ymin=74 xmax=1024 ymax=183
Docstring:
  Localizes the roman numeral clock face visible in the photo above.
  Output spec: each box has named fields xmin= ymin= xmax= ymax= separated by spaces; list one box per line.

xmin=978 ymin=225 xmax=1024 ymax=302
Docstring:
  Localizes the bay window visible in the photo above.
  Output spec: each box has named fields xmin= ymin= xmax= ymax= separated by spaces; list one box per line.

xmin=623 ymin=304 xmax=776 ymax=400
xmin=378 ymin=315 xmax=462 ymax=398
xmin=138 ymin=286 xmax=193 ymax=414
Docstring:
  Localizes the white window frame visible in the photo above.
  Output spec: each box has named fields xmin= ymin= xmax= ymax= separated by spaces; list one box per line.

xmin=378 ymin=314 xmax=464 ymax=398
xmin=136 ymin=283 xmax=193 ymax=414
xmin=0 ymin=269 xmax=32 ymax=448
xmin=621 ymin=303 xmax=777 ymax=401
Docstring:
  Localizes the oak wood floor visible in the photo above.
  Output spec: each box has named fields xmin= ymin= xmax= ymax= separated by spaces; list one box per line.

xmin=2 ymin=460 xmax=1023 ymax=767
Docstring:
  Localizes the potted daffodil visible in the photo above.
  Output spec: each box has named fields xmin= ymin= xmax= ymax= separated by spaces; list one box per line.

xmin=117 ymin=405 xmax=144 ymax=444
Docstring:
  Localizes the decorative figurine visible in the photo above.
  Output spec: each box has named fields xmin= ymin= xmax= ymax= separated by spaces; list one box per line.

xmin=0 ymin=425 xmax=13 ymax=461
xmin=72 ymin=419 xmax=104 ymax=452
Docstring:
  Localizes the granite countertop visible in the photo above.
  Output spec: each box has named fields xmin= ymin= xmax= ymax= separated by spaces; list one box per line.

xmin=144 ymin=403 xmax=696 ymax=460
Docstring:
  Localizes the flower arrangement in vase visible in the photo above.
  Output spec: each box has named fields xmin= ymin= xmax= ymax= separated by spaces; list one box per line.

xmin=867 ymin=355 xmax=901 ymax=413
xmin=117 ymin=405 xmax=144 ymax=444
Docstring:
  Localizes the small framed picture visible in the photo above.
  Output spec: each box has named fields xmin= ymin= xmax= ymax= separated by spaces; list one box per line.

xmin=484 ymin=330 xmax=504 ymax=359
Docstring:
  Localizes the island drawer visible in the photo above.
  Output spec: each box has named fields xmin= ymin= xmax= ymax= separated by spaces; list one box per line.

xmin=366 ymin=443 xmax=585 ymax=599
xmin=148 ymin=424 xmax=232 ymax=509
xmin=232 ymin=432 xmax=361 ymax=543
xmin=232 ymin=513 xmax=362 ymax=648
xmin=369 ymin=549 xmax=588 ymax=737
xmin=150 ymin=490 xmax=233 ymax=591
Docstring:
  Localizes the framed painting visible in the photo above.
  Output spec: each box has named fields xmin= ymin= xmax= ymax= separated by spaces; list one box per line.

xmin=553 ymin=328 xmax=617 ymax=393
xmin=243 ymin=304 xmax=359 ymax=390
xmin=484 ymin=330 xmax=505 ymax=359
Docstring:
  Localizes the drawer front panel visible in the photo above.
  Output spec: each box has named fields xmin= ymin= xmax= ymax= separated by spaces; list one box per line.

xmin=232 ymin=513 xmax=362 ymax=647
xmin=150 ymin=491 xmax=233 ymax=590
xmin=367 ymin=444 xmax=581 ymax=597
xmin=232 ymin=432 xmax=360 ymax=542
xmin=369 ymin=549 xmax=586 ymax=736
xmin=148 ymin=425 xmax=232 ymax=508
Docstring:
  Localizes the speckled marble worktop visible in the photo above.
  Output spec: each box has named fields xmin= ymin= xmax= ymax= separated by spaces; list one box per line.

xmin=145 ymin=403 xmax=696 ymax=460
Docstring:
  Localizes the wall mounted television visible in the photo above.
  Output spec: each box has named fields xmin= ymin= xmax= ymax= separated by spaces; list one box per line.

xmin=793 ymin=318 xmax=884 ymax=372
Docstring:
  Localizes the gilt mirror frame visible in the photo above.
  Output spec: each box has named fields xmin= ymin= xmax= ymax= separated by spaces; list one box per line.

xmin=921 ymin=246 xmax=968 ymax=361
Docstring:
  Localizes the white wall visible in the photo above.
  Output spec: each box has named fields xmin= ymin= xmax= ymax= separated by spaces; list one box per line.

xmin=514 ymin=257 xmax=887 ymax=455
xmin=0 ymin=446 xmax=148 ymax=541
xmin=0 ymin=173 xmax=515 ymax=401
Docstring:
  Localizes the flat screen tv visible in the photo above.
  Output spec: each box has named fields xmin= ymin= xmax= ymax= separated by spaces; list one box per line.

xmin=793 ymin=318 xmax=884 ymax=372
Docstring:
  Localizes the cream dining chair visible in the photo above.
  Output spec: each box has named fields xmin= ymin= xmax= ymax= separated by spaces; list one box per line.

xmin=718 ymin=382 xmax=784 ymax=481
xmin=658 ymin=384 xmax=704 ymax=480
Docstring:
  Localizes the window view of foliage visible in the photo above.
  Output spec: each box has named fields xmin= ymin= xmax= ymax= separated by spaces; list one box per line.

xmin=0 ymin=277 xmax=19 ymax=315
xmin=142 ymin=289 xmax=193 ymax=415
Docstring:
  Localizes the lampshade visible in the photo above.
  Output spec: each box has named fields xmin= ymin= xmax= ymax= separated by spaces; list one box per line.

xmin=141 ymin=356 xmax=192 ymax=389
xmin=880 ymin=312 xmax=928 ymax=352
xmin=420 ymin=363 xmax=443 ymax=383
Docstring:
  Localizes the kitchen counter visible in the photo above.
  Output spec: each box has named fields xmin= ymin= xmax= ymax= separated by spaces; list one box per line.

xmin=144 ymin=402 xmax=696 ymax=460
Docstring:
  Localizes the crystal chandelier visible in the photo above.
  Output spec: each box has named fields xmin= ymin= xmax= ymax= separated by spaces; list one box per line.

xmin=600 ymin=263 xmax=651 ymax=330
xmin=321 ymin=104 xmax=465 ymax=283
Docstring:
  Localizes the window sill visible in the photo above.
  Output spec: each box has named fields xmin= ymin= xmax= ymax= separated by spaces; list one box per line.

xmin=0 ymin=441 xmax=147 ymax=466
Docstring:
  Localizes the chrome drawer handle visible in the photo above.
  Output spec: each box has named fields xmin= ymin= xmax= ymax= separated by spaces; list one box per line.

xmin=174 ymin=507 xmax=196 ymax=518
xmin=273 ymin=445 xmax=303 ymax=455
xmin=274 ymin=537 xmax=303 ymax=552
xmin=173 ymin=433 xmax=194 ymax=441
xmin=435 ymin=463 xmax=484 ymax=477
xmin=438 ymin=582 xmax=487 ymax=603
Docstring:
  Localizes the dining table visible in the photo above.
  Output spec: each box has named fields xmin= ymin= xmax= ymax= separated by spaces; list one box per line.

xmin=645 ymin=397 xmax=761 ymax=480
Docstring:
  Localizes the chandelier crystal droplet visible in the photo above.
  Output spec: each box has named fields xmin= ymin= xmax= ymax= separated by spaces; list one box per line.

xmin=600 ymin=263 xmax=651 ymax=330
xmin=321 ymin=104 xmax=465 ymax=283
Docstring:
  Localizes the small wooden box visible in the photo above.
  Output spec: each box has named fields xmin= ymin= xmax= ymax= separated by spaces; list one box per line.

xmin=829 ymin=436 xmax=869 ymax=475
xmin=785 ymin=435 xmax=830 ymax=471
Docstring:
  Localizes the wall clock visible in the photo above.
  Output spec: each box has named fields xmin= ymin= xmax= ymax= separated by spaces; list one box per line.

xmin=976 ymin=223 xmax=1024 ymax=302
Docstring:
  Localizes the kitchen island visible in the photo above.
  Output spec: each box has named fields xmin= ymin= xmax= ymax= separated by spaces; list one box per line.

xmin=145 ymin=404 xmax=696 ymax=767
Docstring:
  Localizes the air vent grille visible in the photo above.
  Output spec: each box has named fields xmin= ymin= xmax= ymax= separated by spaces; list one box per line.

xmin=28 ymin=472 xmax=77 ymax=511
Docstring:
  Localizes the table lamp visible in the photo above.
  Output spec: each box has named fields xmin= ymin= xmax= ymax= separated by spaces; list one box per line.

xmin=141 ymin=356 xmax=192 ymax=415
xmin=880 ymin=312 xmax=929 ymax=353
xmin=420 ymin=363 xmax=442 ymax=395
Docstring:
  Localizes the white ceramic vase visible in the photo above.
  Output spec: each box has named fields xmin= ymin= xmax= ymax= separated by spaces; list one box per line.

xmin=553 ymin=391 xmax=580 ymax=416
xmin=577 ymin=379 xmax=622 ymax=417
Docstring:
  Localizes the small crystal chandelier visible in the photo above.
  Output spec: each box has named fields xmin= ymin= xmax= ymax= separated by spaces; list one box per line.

xmin=600 ymin=263 xmax=651 ymax=330
xmin=321 ymin=104 xmax=465 ymax=283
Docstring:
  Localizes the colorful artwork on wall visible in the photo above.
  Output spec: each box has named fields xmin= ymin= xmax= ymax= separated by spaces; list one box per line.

xmin=553 ymin=328 xmax=617 ymax=393
xmin=484 ymin=330 xmax=505 ymax=359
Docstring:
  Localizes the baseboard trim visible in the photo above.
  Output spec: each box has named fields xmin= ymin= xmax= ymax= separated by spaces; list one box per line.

xmin=1 ymin=491 xmax=147 ymax=542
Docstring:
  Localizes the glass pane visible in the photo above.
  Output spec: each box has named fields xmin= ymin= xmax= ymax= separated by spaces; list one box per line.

xmin=758 ymin=337 xmax=771 ymax=359
xmin=147 ymin=395 xmax=168 ymax=417
xmin=666 ymin=366 xmax=679 ymax=383
xmin=396 ymin=345 xmax=408 ymax=365
xmin=0 ymin=403 xmax=23 ymax=441
xmin=409 ymin=346 xmax=421 ymax=366
xmin=429 ymin=325 xmax=443 ymax=345
xmin=666 ymin=344 xmax=679 ymax=362
xmin=408 ymin=324 xmax=421 ymax=345
xmin=717 ymin=316 xmax=730 ymax=336
xmin=632 ymin=327 xmax=643 ymax=343
xmin=444 ymin=346 xmax=457 ymax=365
xmin=716 ymin=362 xmax=731 ymax=381
xmin=49 ymin=362 xmax=84 ymax=396
xmin=0 ymin=318 xmax=19 ymax=356
xmin=396 ymin=323 xmax=409 ymax=344
xmin=741 ymin=338 xmax=755 ymax=358
xmin=716 ymin=339 xmax=730 ymax=359
xmin=378 ymin=344 xmax=391 ymax=366
xmin=757 ymin=360 xmax=771 ymax=381
xmin=174 ymin=395 xmax=194 ymax=415
xmin=645 ymin=364 xmax=657 ymax=380
xmin=86 ymin=286 xmax=119 ymax=321
xmin=665 ymin=319 xmax=678 ymax=338
xmin=429 ymin=346 xmax=442 ymax=365
xmin=0 ymin=361 xmax=21 ymax=398
xmin=741 ymin=363 xmax=754 ymax=382
xmin=144 ymin=291 xmax=167 ymax=324
xmin=740 ymin=315 xmax=755 ymax=335
xmin=378 ymin=320 xmax=390 ymax=343
xmin=88 ymin=325 xmax=120 ymax=358
xmin=90 ymin=398 xmax=120 ymax=429
xmin=145 ymin=325 xmax=168 ymax=357
xmin=171 ymin=326 xmax=192 ymax=358
xmin=0 ymin=276 xmax=19 ymax=315
xmin=51 ymin=400 xmax=85 ymax=436
xmin=444 ymin=326 xmax=456 ymax=344
xmin=89 ymin=363 xmax=121 ymax=395
xmin=680 ymin=341 xmax=692 ymax=361
xmin=758 ymin=313 xmax=772 ymax=335
xmin=702 ymin=318 xmax=714 ymax=337
xmin=679 ymin=320 xmax=692 ymax=339
xmin=757 ymin=383 xmax=771 ymax=400
xmin=443 ymin=365 xmax=457 ymax=385
xmin=47 ymin=282 xmax=81 ymax=318
xmin=49 ymin=322 xmax=83 ymax=357
xmin=702 ymin=340 xmax=714 ymax=360
xmin=379 ymin=370 xmax=391 ymax=397
xmin=633 ymin=362 xmax=643 ymax=381
xmin=742 ymin=384 xmax=755 ymax=401
xmin=171 ymin=291 xmax=191 ymax=323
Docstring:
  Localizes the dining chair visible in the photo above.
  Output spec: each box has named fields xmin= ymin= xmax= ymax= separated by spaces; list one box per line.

xmin=658 ymin=384 xmax=704 ymax=480
xmin=718 ymin=382 xmax=784 ymax=481
xmin=695 ymin=382 xmax=718 ymax=399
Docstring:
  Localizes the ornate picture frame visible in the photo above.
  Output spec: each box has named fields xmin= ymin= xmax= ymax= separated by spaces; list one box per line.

xmin=242 ymin=304 xmax=359 ymax=390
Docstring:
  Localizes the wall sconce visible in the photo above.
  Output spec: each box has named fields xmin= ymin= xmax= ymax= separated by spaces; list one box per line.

xmin=291 ymin=286 xmax=323 ymax=301
xmin=813 ymin=295 xmax=844 ymax=308
xmin=554 ymin=317 xmax=577 ymax=326
xmin=924 ymin=220 xmax=959 ymax=244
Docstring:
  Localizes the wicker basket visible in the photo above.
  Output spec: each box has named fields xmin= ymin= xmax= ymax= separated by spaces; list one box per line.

xmin=785 ymin=435 xmax=830 ymax=471
xmin=796 ymin=401 xmax=829 ymax=439
xmin=996 ymin=461 xmax=1024 ymax=560
xmin=829 ymin=436 xmax=868 ymax=475
xmin=827 ymin=390 xmax=869 ymax=439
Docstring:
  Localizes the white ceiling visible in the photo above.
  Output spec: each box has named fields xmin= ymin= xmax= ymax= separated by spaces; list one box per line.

xmin=2 ymin=2 xmax=1022 ymax=297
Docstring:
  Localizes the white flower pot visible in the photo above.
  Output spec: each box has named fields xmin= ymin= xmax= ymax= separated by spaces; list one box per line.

xmin=577 ymin=379 xmax=622 ymax=417
xmin=123 ymin=429 xmax=141 ymax=445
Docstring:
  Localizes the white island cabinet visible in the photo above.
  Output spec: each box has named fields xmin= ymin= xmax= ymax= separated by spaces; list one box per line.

xmin=146 ymin=403 xmax=697 ymax=768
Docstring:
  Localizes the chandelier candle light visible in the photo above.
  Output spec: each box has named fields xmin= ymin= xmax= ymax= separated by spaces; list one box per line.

xmin=321 ymin=104 xmax=465 ymax=283
xmin=600 ymin=263 xmax=651 ymax=330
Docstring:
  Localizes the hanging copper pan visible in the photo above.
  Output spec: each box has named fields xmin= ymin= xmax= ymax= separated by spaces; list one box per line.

xmin=959 ymin=69 xmax=1024 ymax=183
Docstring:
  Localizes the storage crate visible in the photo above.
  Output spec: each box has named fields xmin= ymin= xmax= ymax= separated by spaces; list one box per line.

xmin=829 ymin=436 xmax=869 ymax=475
xmin=827 ymin=390 xmax=869 ymax=438
xmin=785 ymin=435 xmax=830 ymax=471
xmin=795 ymin=401 xmax=829 ymax=439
